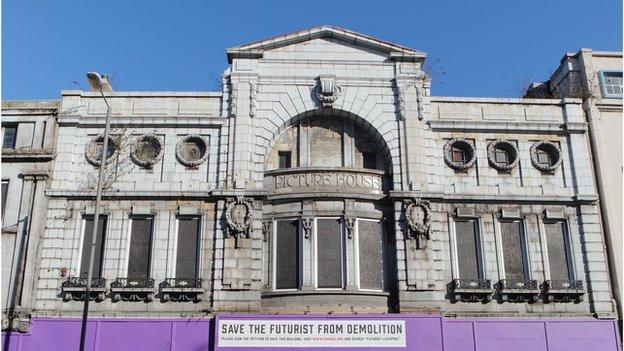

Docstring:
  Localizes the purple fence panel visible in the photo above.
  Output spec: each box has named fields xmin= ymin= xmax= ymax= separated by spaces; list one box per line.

xmin=97 ymin=320 xmax=172 ymax=350
xmin=172 ymin=319 xmax=212 ymax=351
xmin=443 ymin=320 xmax=475 ymax=351
xmin=473 ymin=321 xmax=548 ymax=351
xmin=546 ymin=320 xmax=621 ymax=351
xmin=17 ymin=318 xmax=97 ymax=351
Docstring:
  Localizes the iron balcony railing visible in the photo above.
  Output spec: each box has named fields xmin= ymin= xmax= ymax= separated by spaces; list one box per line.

xmin=452 ymin=279 xmax=492 ymax=290
xmin=62 ymin=276 xmax=106 ymax=289
xmin=161 ymin=278 xmax=203 ymax=289
xmin=110 ymin=278 xmax=155 ymax=289
xmin=545 ymin=280 xmax=584 ymax=291
xmin=499 ymin=279 xmax=539 ymax=291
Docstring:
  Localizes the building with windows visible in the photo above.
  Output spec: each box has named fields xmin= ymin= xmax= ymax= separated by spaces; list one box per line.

xmin=1 ymin=27 xmax=622 ymax=350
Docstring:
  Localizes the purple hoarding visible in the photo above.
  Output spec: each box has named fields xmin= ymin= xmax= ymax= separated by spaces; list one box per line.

xmin=2 ymin=314 xmax=621 ymax=351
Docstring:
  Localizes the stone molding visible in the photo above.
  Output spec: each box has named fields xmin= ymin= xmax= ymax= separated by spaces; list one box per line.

xmin=130 ymin=134 xmax=164 ymax=168
xmin=302 ymin=217 xmax=313 ymax=239
xmin=404 ymin=198 xmax=431 ymax=247
xmin=344 ymin=217 xmax=355 ymax=239
xmin=225 ymin=196 xmax=253 ymax=245
xmin=314 ymin=75 xmax=343 ymax=109
xmin=249 ymin=81 xmax=257 ymax=118
xmin=530 ymin=140 xmax=562 ymax=173
xmin=487 ymin=139 xmax=519 ymax=172
xmin=175 ymin=134 xmax=208 ymax=168
xmin=443 ymin=138 xmax=476 ymax=171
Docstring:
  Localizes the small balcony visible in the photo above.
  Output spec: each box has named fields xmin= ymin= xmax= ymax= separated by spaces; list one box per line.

xmin=544 ymin=280 xmax=584 ymax=303
xmin=61 ymin=277 xmax=107 ymax=302
xmin=160 ymin=278 xmax=203 ymax=303
xmin=498 ymin=279 xmax=539 ymax=303
xmin=450 ymin=279 xmax=493 ymax=303
xmin=110 ymin=278 xmax=155 ymax=302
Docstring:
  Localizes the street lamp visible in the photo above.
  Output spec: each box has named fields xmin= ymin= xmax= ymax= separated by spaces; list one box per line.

xmin=79 ymin=71 xmax=112 ymax=351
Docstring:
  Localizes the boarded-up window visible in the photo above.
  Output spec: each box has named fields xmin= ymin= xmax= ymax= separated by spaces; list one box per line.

xmin=275 ymin=220 xmax=299 ymax=289
xmin=1 ymin=180 xmax=8 ymax=219
xmin=80 ymin=215 xmax=108 ymax=278
xmin=500 ymin=220 xmax=526 ymax=280
xmin=308 ymin=120 xmax=343 ymax=167
xmin=455 ymin=219 xmax=481 ymax=279
xmin=127 ymin=216 xmax=153 ymax=279
xmin=545 ymin=221 xmax=572 ymax=280
xmin=176 ymin=216 xmax=200 ymax=278
xmin=317 ymin=218 xmax=343 ymax=288
xmin=358 ymin=220 xmax=383 ymax=290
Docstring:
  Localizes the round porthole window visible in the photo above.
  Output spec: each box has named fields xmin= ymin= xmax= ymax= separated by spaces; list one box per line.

xmin=176 ymin=135 xmax=208 ymax=168
xmin=443 ymin=138 xmax=476 ymax=171
xmin=487 ymin=140 xmax=519 ymax=172
xmin=530 ymin=141 xmax=562 ymax=173
xmin=85 ymin=134 xmax=118 ymax=166
xmin=131 ymin=134 xmax=163 ymax=168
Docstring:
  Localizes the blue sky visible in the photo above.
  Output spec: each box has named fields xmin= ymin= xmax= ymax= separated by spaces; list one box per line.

xmin=2 ymin=0 xmax=622 ymax=100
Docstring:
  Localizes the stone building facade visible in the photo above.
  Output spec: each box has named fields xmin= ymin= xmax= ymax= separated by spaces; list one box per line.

xmin=1 ymin=27 xmax=621 ymax=350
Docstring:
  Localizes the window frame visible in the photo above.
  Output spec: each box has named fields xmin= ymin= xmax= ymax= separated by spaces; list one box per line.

xmin=354 ymin=218 xmax=386 ymax=292
xmin=77 ymin=213 xmax=109 ymax=279
xmin=449 ymin=214 xmax=486 ymax=281
xmin=540 ymin=217 xmax=577 ymax=281
xmin=313 ymin=217 xmax=345 ymax=290
xmin=2 ymin=124 xmax=17 ymax=149
xmin=277 ymin=151 xmax=292 ymax=169
xmin=495 ymin=215 xmax=532 ymax=281
xmin=271 ymin=218 xmax=302 ymax=291
xmin=598 ymin=70 xmax=623 ymax=99
xmin=1 ymin=179 xmax=9 ymax=221
xmin=124 ymin=214 xmax=155 ymax=279
xmin=171 ymin=214 xmax=203 ymax=279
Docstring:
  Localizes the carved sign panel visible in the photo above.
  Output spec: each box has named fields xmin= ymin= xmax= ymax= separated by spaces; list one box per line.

xmin=268 ymin=170 xmax=384 ymax=195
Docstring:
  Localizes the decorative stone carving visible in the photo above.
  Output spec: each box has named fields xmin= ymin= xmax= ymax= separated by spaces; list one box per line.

xmin=397 ymin=84 xmax=407 ymax=121
xmin=110 ymin=278 xmax=155 ymax=302
xmin=249 ymin=81 xmax=257 ymax=118
xmin=530 ymin=140 xmax=562 ymax=173
xmin=487 ymin=139 xmax=519 ymax=172
xmin=544 ymin=280 xmax=584 ymax=303
xmin=451 ymin=279 xmax=493 ymax=303
xmin=268 ymin=168 xmax=385 ymax=196
xmin=345 ymin=217 xmax=355 ymax=239
xmin=498 ymin=279 xmax=540 ymax=303
xmin=415 ymin=86 xmax=424 ymax=120
xmin=130 ymin=134 xmax=163 ymax=169
xmin=405 ymin=198 xmax=431 ymax=249
xmin=85 ymin=134 xmax=118 ymax=166
xmin=443 ymin=138 xmax=477 ymax=171
xmin=314 ymin=74 xmax=342 ymax=109
xmin=226 ymin=196 xmax=253 ymax=247
xmin=61 ymin=277 xmax=107 ymax=302
xmin=302 ymin=217 xmax=313 ymax=239
xmin=159 ymin=278 xmax=203 ymax=303
xmin=1 ymin=308 xmax=31 ymax=333
xmin=175 ymin=134 xmax=208 ymax=169
xmin=229 ymin=83 xmax=238 ymax=117
xmin=262 ymin=220 xmax=272 ymax=242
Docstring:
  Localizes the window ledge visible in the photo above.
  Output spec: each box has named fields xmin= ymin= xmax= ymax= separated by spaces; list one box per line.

xmin=1 ymin=148 xmax=55 ymax=162
xmin=262 ymin=290 xmax=389 ymax=298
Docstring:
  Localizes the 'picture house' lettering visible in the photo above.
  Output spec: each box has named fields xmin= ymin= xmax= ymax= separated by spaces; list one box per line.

xmin=273 ymin=171 xmax=383 ymax=193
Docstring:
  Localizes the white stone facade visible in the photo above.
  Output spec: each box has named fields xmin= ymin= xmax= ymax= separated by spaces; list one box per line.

xmin=2 ymin=27 xmax=619 ymax=325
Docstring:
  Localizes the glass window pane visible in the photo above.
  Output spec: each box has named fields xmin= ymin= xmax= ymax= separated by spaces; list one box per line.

xmin=1 ymin=181 xmax=8 ymax=219
xmin=545 ymin=221 xmax=572 ymax=281
xmin=451 ymin=148 xmax=465 ymax=163
xmin=278 ymin=151 xmax=292 ymax=169
xmin=358 ymin=220 xmax=383 ymax=290
xmin=317 ymin=218 xmax=342 ymax=288
xmin=80 ymin=215 xmax=108 ymax=278
xmin=501 ymin=220 xmax=526 ymax=281
xmin=455 ymin=219 xmax=480 ymax=279
xmin=3 ymin=126 xmax=17 ymax=149
xmin=176 ymin=216 xmax=200 ymax=278
xmin=275 ymin=220 xmax=299 ymax=289
xmin=128 ymin=216 xmax=153 ymax=279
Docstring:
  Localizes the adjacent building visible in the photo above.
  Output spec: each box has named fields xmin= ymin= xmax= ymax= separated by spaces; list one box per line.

xmin=1 ymin=27 xmax=622 ymax=350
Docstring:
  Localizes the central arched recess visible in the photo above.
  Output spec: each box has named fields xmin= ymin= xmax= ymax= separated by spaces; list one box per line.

xmin=260 ymin=109 xmax=398 ymax=314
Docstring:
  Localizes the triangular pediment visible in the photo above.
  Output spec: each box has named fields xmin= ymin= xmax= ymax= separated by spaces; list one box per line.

xmin=226 ymin=25 xmax=426 ymax=63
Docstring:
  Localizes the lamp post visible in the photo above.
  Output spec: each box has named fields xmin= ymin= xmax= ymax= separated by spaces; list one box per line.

xmin=79 ymin=71 xmax=112 ymax=351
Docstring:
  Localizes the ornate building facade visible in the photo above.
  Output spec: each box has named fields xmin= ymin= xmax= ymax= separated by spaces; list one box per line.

xmin=2 ymin=26 xmax=622 ymax=350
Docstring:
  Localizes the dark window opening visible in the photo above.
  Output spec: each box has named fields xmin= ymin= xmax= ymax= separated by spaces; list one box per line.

xmin=500 ymin=220 xmax=527 ymax=281
xmin=3 ymin=125 xmax=17 ymax=149
xmin=176 ymin=216 xmax=200 ymax=279
xmin=80 ymin=215 xmax=108 ymax=278
xmin=455 ymin=219 xmax=481 ymax=279
xmin=275 ymin=220 xmax=299 ymax=289
xmin=1 ymin=181 xmax=8 ymax=220
xmin=362 ymin=152 xmax=377 ymax=169
xmin=536 ymin=148 xmax=553 ymax=167
xmin=545 ymin=221 xmax=573 ymax=281
xmin=278 ymin=151 xmax=292 ymax=169
xmin=317 ymin=218 xmax=343 ymax=288
xmin=127 ymin=216 xmax=154 ymax=279
xmin=494 ymin=148 xmax=510 ymax=166
xmin=451 ymin=146 xmax=468 ymax=165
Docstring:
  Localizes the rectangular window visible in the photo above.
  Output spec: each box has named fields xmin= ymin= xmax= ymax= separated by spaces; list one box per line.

xmin=362 ymin=152 xmax=377 ymax=169
xmin=278 ymin=151 xmax=292 ymax=169
xmin=80 ymin=215 xmax=108 ymax=278
xmin=1 ymin=180 xmax=8 ymax=220
xmin=316 ymin=218 xmax=343 ymax=288
xmin=455 ymin=219 xmax=482 ymax=279
xmin=600 ymin=71 xmax=623 ymax=98
xmin=500 ymin=220 xmax=527 ymax=281
xmin=2 ymin=125 xmax=17 ymax=149
xmin=358 ymin=219 xmax=383 ymax=290
xmin=545 ymin=221 xmax=572 ymax=281
xmin=275 ymin=219 xmax=299 ymax=289
xmin=176 ymin=216 xmax=200 ymax=279
xmin=127 ymin=216 xmax=154 ymax=279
